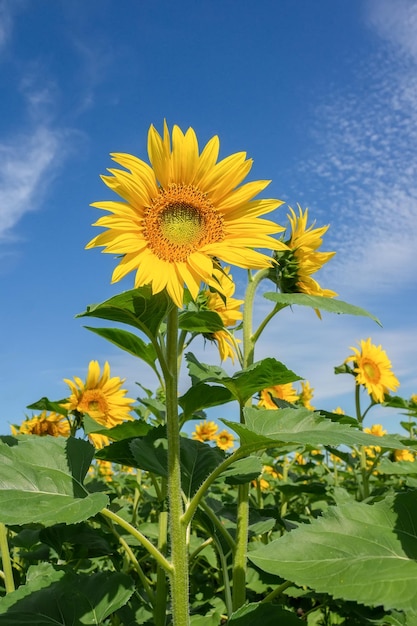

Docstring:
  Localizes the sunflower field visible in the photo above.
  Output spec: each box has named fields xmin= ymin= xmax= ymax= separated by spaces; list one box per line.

xmin=1 ymin=123 xmax=417 ymax=626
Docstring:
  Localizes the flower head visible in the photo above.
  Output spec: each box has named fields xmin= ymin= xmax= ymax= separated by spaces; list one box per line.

xmin=216 ymin=430 xmax=235 ymax=451
xmin=11 ymin=412 xmax=70 ymax=437
xmin=394 ymin=449 xmax=415 ymax=462
xmin=87 ymin=122 xmax=287 ymax=307
xmin=346 ymin=338 xmax=400 ymax=403
xmin=192 ymin=420 xmax=218 ymax=442
xmin=276 ymin=205 xmax=337 ymax=298
xmin=363 ymin=423 xmax=387 ymax=460
xmin=259 ymin=383 xmax=299 ymax=409
xmin=299 ymin=380 xmax=315 ymax=410
xmin=204 ymin=267 xmax=243 ymax=362
xmin=61 ymin=361 xmax=135 ymax=428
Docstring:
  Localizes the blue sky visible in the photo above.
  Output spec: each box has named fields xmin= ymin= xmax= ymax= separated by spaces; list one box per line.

xmin=0 ymin=0 xmax=416 ymax=436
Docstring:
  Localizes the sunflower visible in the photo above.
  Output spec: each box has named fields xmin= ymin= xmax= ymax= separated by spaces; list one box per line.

xmin=394 ymin=449 xmax=415 ymax=462
xmin=216 ymin=430 xmax=235 ymax=451
xmin=346 ymin=338 xmax=400 ymax=403
xmin=276 ymin=205 xmax=337 ymax=298
xmin=11 ymin=412 xmax=70 ymax=437
xmin=88 ymin=432 xmax=111 ymax=449
xmin=192 ymin=420 xmax=218 ymax=442
xmin=299 ymin=380 xmax=315 ymax=410
xmin=61 ymin=361 xmax=135 ymax=428
xmin=258 ymin=383 xmax=299 ymax=409
xmin=363 ymin=423 xmax=387 ymax=460
xmin=87 ymin=122 xmax=287 ymax=307
xmin=204 ymin=266 xmax=243 ymax=362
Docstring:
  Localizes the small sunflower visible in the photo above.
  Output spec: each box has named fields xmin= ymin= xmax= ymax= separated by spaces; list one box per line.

xmin=258 ymin=383 xmax=299 ymax=409
xmin=346 ymin=338 xmax=400 ymax=403
xmin=216 ymin=429 xmax=235 ymax=451
xmin=204 ymin=267 xmax=243 ymax=362
xmin=363 ymin=423 xmax=387 ymax=460
xmin=276 ymin=205 xmax=337 ymax=298
xmin=61 ymin=361 xmax=135 ymax=428
xmin=11 ymin=412 xmax=70 ymax=437
xmin=192 ymin=420 xmax=218 ymax=442
xmin=394 ymin=449 xmax=415 ymax=462
xmin=87 ymin=122 xmax=287 ymax=307
xmin=299 ymin=380 xmax=315 ymax=410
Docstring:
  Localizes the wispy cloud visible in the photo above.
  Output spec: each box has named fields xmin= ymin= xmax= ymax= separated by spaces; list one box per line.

xmin=295 ymin=0 xmax=417 ymax=296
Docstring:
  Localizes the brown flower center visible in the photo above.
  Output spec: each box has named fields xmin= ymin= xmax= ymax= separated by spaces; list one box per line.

xmin=78 ymin=389 xmax=109 ymax=419
xmin=144 ymin=184 xmax=224 ymax=262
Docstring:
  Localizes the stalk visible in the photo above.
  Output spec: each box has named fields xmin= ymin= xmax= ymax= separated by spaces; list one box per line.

xmin=0 ymin=523 xmax=15 ymax=593
xmin=165 ymin=305 xmax=190 ymax=625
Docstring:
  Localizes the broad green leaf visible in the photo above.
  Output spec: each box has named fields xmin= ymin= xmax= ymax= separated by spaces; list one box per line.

xmin=83 ymin=415 xmax=150 ymax=440
xmin=179 ymin=383 xmax=235 ymax=420
xmin=26 ymin=397 xmax=68 ymax=416
xmin=0 ymin=563 xmax=133 ymax=624
xmin=179 ymin=438 xmax=224 ymax=498
xmin=186 ymin=353 xmax=301 ymax=405
xmin=249 ymin=491 xmax=417 ymax=613
xmin=0 ymin=437 xmax=108 ymax=526
xmin=83 ymin=326 xmax=158 ymax=371
xmin=228 ymin=602 xmax=303 ymax=625
xmin=179 ymin=310 xmax=224 ymax=332
xmin=378 ymin=458 xmax=417 ymax=475
xmin=263 ymin=292 xmax=381 ymax=325
xmin=77 ymin=286 xmax=170 ymax=338
xmin=223 ymin=407 xmax=408 ymax=449
xmin=222 ymin=456 xmax=263 ymax=485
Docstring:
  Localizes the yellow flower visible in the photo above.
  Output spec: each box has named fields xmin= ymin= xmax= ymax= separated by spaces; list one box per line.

xmin=88 ymin=433 xmax=111 ymax=449
xmin=258 ymin=383 xmax=299 ymax=409
xmin=300 ymin=381 xmax=315 ymax=410
xmin=11 ymin=412 xmax=70 ymax=437
xmin=263 ymin=464 xmax=281 ymax=479
xmin=252 ymin=477 xmax=271 ymax=491
xmin=394 ymin=449 xmax=415 ymax=462
xmin=410 ymin=394 xmax=417 ymax=406
xmin=333 ymin=407 xmax=345 ymax=414
xmin=363 ymin=423 xmax=387 ymax=459
xmin=276 ymin=205 xmax=337 ymax=298
xmin=192 ymin=420 xmax=218 ymax=442
xmin=346 ymin=338 xmax=400 ymax=403
xmin=294 ymin=451 xmax=306 ymax=465
xmin=205 ymin=267 xmax=243 ymax=363
xmin=216 ymin=430 xmax=235 ymax=451
xmin=96 ymin=460 xmax=114 ymax=482
xmin=86 ymin=122 xmax=287 ymax=308
xmin=61 ymin=361 xmax=135 ymax=428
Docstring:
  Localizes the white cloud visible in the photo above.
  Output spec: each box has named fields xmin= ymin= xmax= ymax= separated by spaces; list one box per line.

xmin=0 ymin=126 xmax=63 ymax=239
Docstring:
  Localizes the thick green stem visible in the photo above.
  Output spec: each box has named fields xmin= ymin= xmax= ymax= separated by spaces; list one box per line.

xmin=232 ymin=482 xmax=250 ymax=610
xmin=154 ymin=510 xmax=169 ymax=626
xmin=354 ymin=385 xmax=370 ymax=500
xmin=165 ymin=305 xmax=190 ymax=626
xmin=100 ymin=508 xmax=172 ymax=574
xmin=0 ymin=523 xmax=15 ymax=593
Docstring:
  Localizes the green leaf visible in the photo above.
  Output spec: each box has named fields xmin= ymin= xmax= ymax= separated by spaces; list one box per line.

xmin=179 ymin=438 xmax=224 ymax=498
xmin=378 ymin=458 xmax=417 ymax=475
xmin=222 ymin=456 xmax=263 ymax=484
xmin=223 ymin=407 xmax=408 ymax=449
xmin=0 ymin=437 xmax=108 ymax=526
xmin=0 ymin=563 xmax=133 ymax=624
xmin=77 ymin=286 xmax=170 ymax=338
xmin=186 ymin=353 xmax=301 ymax=405
xmin=249 ymin=491 xmax=417 ymax=613
xmin=84 ymin=326 xmax=158 ymax=370
xmin=228 ymin=602 xmax=303 ymax=624
xmin=26 ymin=397 xmax=68 ymax=416
xmin=263 ymin=292 xmax=381 ymax=325
xmin=179 ymin=383 xmax=235 ymax=420
xmin=83 ymin=415 xmax=151 ymax=440
xmin=179 ymin=310 xmax=224 ymax=332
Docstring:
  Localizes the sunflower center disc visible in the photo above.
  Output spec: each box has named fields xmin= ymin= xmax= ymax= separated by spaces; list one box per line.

xmin=78 ymin=390 xmax=109 ymax=417
xmin=363 ymin=360 xmax=380 ymax=383
xmin=160 ymin=203 xmax=204 ymax=246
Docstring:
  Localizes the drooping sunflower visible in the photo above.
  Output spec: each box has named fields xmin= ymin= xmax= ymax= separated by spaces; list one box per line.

xmin=345 ymin=338 xmax=400 ymax=403
xmin=87 ymin=122 xmax=287 ymax=307
xmin=204 ymin=266 xmax=243 ymax=362
xmin=11 ymin=412 xmax=70 ymax=437
xmin=61 ymin=361 xmax=135 ymax=428
xmin=258 ymin=382 xmax=299 ymax=409
xmin=276 ymin=205 xmax=337 ymax=298
xmin=192 ymin=420 xmax=218 ymax=442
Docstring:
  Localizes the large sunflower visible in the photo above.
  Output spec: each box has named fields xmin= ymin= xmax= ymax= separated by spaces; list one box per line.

xmin=87 ymin=122 xmax=287 ymax=307
xmin=276 ymin=205 xmax=337 ymax=297
xmin=346 ymin=338 xmax=400 ymax=403
xmin=61 ymin=361 xmax=135 ymax=428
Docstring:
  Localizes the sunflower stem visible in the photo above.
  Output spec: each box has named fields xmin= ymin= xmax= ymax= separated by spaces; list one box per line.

xmin=165 ymin=304 xmax=190 ymax=625
xmin=0 ymin=523 xmax=15 ymax=593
